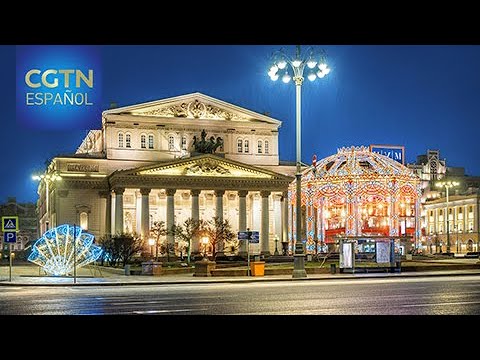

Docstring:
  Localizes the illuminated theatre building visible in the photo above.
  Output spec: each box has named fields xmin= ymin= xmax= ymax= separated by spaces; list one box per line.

xmin=35 ymin=93 xmax=296 ymax=256
xmin=291 ymin=146 xmax=422 ymax=253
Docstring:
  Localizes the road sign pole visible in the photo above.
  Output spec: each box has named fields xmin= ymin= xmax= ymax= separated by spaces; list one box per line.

xmin=247 ymin=240 xmax=250 ymax=277
xmin=9 ymin=243 xmax=12 ymax=282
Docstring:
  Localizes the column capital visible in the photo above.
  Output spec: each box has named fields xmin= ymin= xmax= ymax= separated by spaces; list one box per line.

xmin=165 ymin=188 xmax=177 ymax=197
xmin=113 ymin=187 xmax=125 ymax=195
xmin=190 ymin=189 xmax=201 ymax=197
xmin=214 ymin=189 xmax=226 ymax=197
xmin=140 ymin=188 xmax=151 ymax=196
xmin=238 ymin=190 xmax=249 ymax=197
xmin=98 ymin=190 xmax=110 ymax=198
xmin=282 ymin=191 xmax=288 ymax=199
xmin=260 ymin=190 xmax=271 ymax=198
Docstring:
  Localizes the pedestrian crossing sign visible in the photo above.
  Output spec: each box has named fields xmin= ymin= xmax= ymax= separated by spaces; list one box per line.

xmin=2 ymin=216 xmax=19 ymax=232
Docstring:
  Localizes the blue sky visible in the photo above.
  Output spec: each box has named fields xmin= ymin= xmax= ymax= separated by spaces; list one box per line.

xmin=2 ymin=45 xmax=480 ymax=203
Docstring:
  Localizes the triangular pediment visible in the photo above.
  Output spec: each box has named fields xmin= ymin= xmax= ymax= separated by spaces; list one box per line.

xmin=117 ymin=154 xmax=291 ymax=180
xmin=102 ymin=92 xmax=281 ymax=125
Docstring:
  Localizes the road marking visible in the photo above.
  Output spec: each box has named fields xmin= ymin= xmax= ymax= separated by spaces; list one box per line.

xmin=133 ymin=308 xmax=201 ymax=314
xmin=112 ymin=301 xmax=165 ymax=306
xmin=402 ymin=301 xmax=480 ymax=307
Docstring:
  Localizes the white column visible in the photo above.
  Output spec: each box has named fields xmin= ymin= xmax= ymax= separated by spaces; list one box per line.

xmin=215 ymin=189 xmax=225 ymax=222
xmin=140 ymin=188 xmax=151 ymax=240
xmin=114 ymin=187 xmax=125 ymax=234
xmin=166 ymin=189 xmax=176 ymax=249
xmin=238 ymin=190 xmax=248 ymax=256
xmin=191 ymin=189 xmax=201 ymax=253
xmin=135 ymin=191 xmax=142 ymax=235
xmin=260 ymin=190 xmax=271 ymax=256
xmin=215 ymin=189 xmax=225 ymax=256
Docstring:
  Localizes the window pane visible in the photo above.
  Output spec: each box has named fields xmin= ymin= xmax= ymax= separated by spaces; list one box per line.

xmin=244 ymin=140 xmax=249 ymax=153
xmin=149 ymin=135 xmax=154 ymax=149
xmin=126 ymin=134 xmax=131 ymax=148
xmin=118 ymin=133 xmax=124 ymax=148
xmin=141 ymin=135 xmax=146 ymax=149
xmin=265 ymin=140 xmax=269 ymax=154
xmin=237 ymin=139 xmax=243 ymax=153
xmin=257 ymin=140 xmax=262 ymax=154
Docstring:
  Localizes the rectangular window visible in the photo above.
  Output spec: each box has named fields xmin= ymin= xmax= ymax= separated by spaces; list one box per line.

xmin=237 ymin=139 xmax=243 ymax=153
xmin=126 ymin=134 xmax=131 ymax=148
xmin=257 ymin=140 xmax=263 ymax=154
xmin=141 ymin=135 xmax=146 ymax=149
xmin=181 ymin=136 xmax=187 ymax=150
xmin=118 ymin=133 xmax=124 ymax=148
xmin=148 ymin=135 xmax=154 ymax=149
xmin=244 ymin=140 xmax=249 ymax=153
xmin=168 ymin=136 xmax=175 ymax=151
xmin=264 ymin=140 xmax=269 ymax=154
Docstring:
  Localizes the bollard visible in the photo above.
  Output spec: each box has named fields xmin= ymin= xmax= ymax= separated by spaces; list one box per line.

xmin=330 ymin=263 xmax=336 ymax=274
xmin=124 ymin=264 xmax=131 ymax=276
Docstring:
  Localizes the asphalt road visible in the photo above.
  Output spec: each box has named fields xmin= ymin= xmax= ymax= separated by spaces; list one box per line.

xmin=1 ymin=275 xmax=480 ymax=314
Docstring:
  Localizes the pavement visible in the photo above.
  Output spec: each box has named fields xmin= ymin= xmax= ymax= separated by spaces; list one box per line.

xmin=1 ymin=267 xmax=480 ymax=286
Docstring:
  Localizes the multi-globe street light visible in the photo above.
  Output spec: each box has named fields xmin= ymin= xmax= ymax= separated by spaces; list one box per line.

xmin=435 ymin=181 xmax=460 ymax=254
xmin=268 ymin=45 xmax=331 ymax=278
xmin=32 ymin=173 xmax=62 ymax=232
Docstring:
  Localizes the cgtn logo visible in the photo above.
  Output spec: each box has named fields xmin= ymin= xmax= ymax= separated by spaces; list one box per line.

xmin=370 ymin=144 xmax=405 ymax=165
xmin=25 ymin=69 xmax=93 ymax=106
xmin=16 ymin=46 xmax=101 ymax=131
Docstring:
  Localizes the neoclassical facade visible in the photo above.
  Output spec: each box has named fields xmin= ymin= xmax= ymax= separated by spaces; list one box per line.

xmin=35 ymin=93 xmax=295 ymax=256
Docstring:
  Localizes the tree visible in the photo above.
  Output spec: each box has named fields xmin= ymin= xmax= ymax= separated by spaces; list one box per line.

xmin=204 ymin=216 xmax=236 ymax=259
xmin=172 ymin=218 xmax=206 ymax=263
xmin=150 ymin=221 xmax=167 ymax=261
xmin=97 ymin=233 xmax=144 ymax=267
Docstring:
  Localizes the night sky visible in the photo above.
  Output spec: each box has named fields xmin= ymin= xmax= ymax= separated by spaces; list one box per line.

xmin=2 ymin=45 xmax=480 ymax=203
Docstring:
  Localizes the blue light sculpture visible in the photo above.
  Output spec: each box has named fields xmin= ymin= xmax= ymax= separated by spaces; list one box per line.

xmin=28 ymin=224 xmax=102 ymax=276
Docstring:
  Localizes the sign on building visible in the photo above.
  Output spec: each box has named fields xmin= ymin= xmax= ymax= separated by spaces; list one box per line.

xmin=370 ymin=145 xmax=405 ymax=165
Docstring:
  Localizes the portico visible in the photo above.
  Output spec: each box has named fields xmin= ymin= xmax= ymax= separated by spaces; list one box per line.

xmin=106 ymin=154 xmax=292 ymax=256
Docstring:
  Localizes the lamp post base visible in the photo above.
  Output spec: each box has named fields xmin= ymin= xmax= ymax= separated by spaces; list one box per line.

xmin=292 ymin=253 xmax=307 ymax=278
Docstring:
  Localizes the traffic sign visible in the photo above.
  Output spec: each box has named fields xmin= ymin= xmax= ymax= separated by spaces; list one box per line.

xmin=3 ymin=232 xmax=16 ymax=243
xmin=249 ymin=231 xmax=260 ymax=243
xmin=238 ymin=231 xmax=249 ymax=240
xmin=2 ymin=216 xmax=19 ymax=232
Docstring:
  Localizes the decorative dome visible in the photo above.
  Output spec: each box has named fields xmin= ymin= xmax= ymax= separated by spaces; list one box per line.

xmin=304 ymin=146 xmax=417 ymax=182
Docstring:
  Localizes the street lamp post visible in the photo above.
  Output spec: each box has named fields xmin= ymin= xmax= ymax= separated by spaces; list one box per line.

xmin=32 ymin=173 xmax=62 ymax=233
xmin=268 ymin=45 xmax=331 ymax=278
xmin=436 ymin=181 xmax=459 ymax=254
xmin=201 ymin=236 xmax=209 ymax=261
xmin=148 ymin=238 xmax=155 ymax=258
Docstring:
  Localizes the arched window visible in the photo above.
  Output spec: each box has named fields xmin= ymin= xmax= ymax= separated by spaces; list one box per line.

xmin=264 ymin=140 xmax=269 ymax=154
xmin=125 ymin=134 xmax=131 ymax=148
xmin=118 ymin=133 xmax=124 ymax=148
xmin=257 ymin=140 xmax=263 ymax=154
xmin=141 ymin=134 xmax=146 ymax=149
xmin=148 ymin=134 xmax=154 ymax=149
xmin=181 ymin=136 xmax=187 ymax=150
xmin=80 ymin=212 xmax=88 ymax=230
xmin=237 ymin=139 xmax=243 ymax=153
xmin=244 ymin=139 xmax=249 ymax=153
xmin=168 ymin=135 xmax=175 ymax=151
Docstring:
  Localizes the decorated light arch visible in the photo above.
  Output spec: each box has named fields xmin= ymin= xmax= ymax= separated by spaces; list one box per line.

xmin=288 ymin=146 xmax=421 ymax=253
xmin=28 ymin=224 xmax=102 ymax=276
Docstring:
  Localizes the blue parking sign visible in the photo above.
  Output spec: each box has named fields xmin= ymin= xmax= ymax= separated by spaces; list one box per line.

xmin=3 ymin=232 xmax=16 ymax=243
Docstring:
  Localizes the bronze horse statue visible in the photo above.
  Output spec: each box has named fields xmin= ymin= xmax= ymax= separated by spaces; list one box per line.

xmin=192 ymin=131 xmax=223 ymax=154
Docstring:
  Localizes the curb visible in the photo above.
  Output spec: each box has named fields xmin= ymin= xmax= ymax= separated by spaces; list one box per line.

xmin=1 ymin=270 xmax=480 ymax=287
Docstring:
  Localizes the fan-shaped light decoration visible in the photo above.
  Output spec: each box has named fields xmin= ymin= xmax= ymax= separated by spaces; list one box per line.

xmin=28 ymin=224 xmax=102 ymax=276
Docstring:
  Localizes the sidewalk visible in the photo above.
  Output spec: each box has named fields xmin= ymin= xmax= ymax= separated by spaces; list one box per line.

xmin=1 ymin=269 xmax=480 ymax=286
